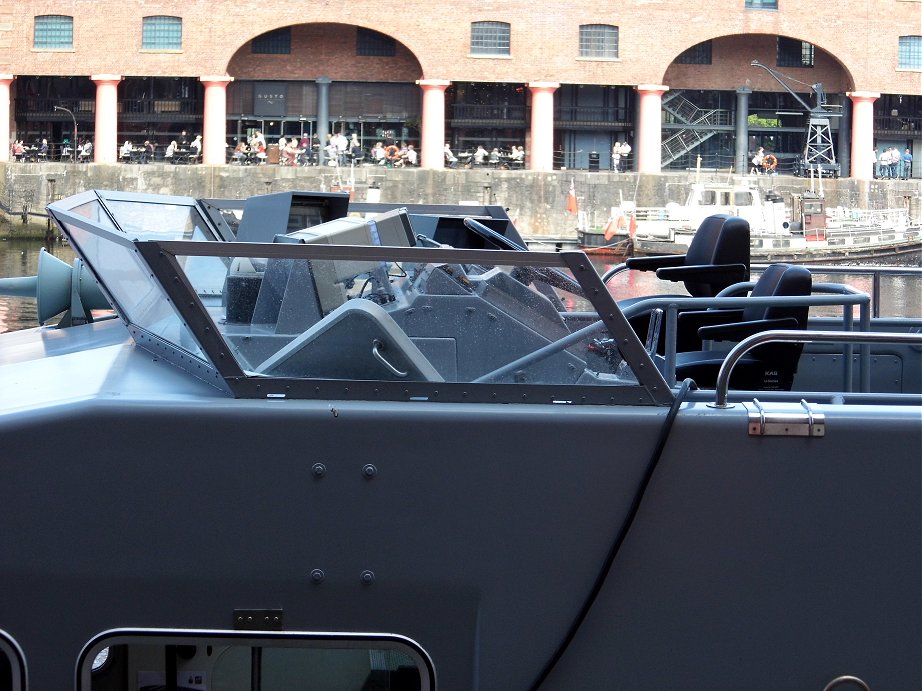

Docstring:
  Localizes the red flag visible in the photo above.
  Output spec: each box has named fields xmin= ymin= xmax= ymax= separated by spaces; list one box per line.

xmin=603 ymin=217 xmax=617 ymax=241
xmin=566 ymin=179 xmax=578 ymax=214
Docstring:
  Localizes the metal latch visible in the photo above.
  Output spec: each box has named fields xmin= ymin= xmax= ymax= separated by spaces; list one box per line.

xmin=746 ymin=399 xmax=825 ymax=437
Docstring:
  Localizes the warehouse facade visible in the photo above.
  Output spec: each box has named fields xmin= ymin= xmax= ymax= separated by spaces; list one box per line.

xmin=0 ymin=0 xmax=919 ymax=178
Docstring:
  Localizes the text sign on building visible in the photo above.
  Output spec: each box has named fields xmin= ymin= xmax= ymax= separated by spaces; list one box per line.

xmin=254 ymin=83 xmax=287 ymax=117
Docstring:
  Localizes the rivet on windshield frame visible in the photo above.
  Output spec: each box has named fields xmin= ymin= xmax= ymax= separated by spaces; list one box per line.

xmin=362 ymin=464 xmax=377 ymax=478
xmin=312 ymin=463 xmax=326 ymax=478
xmin=310 ymin=569 xmax=325 ymax=583
xmin=360 ymin=570 xmax=375 ymax=585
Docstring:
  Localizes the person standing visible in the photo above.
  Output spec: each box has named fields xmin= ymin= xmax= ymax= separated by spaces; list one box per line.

xmin=611 ymin=142 xmax=622 ymax=172
xmin=750 ymin=146 xmax=764 ymax=175
xmin=901 ymin=148 xmax=913 ymax=180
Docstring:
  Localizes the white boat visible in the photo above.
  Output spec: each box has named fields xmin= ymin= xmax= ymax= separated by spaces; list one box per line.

xmin=631 ymin=181 xmax=922 ymax=262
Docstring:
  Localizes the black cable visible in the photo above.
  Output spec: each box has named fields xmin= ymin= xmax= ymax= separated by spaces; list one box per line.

xmin=528 ymin=377 xmax=698 ymax=690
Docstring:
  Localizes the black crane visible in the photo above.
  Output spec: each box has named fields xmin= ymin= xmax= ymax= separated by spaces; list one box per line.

xmin=751 ymin=60 xmax=841 ymax=177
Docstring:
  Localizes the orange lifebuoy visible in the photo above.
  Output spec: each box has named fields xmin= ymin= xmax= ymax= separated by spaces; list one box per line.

xmin=384 ymin=145 xmax=400 ymax=161
xmin=762 ymin=154 xmax=778 ymax=171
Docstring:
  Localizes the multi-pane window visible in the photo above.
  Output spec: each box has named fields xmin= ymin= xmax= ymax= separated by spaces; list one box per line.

xmin=252 ymin=27 xmax=291 ymax=54
xmin=677 ymin=41 xmax=713 ymax=64
xmin=142 ymin=16 xmax=182 ymax=50
xmin=579 ymin=25 xmax=619 ymax=59
xmin=777 ymin=37 xmax=814 ymax=67
xmin=746 ymin=0 xmax=778 ymax=8
xmin=471 ymin=21 xmax=510 ymax=56
xmin=356 ymin=28 xmax=396 ymax=57
xmin=898 ymin=36 xmax=922 ymax=69
xmin=34 ymin=15 xmax=73 ymax=49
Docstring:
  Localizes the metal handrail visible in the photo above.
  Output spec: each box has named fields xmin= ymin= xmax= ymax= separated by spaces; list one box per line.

xmin=751 ymin=264 xmax=922 ymax=319
xmin=711 ymin=330 xmax=922 ymax=408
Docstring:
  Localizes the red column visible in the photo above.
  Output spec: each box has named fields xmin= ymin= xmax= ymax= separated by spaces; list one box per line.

xmin=528 ymin=82 xmax=559 ymax=172
xmin=91 ymin=74 xmax=122 ymax=164
xmin=847 ymin=91 xmax=880 ymax=180
xmin=201 ymin=75 xmax=233 ymax=165
xmin=0 ymin=75 xmax=14 ymax=163
xmin=417 ymin=79 xmax=450 ymax=169
xmin=635 ymin=84 xmax=669 ymax=174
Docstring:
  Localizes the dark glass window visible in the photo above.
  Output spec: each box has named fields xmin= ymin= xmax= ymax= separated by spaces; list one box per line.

xmin=898 ymin=36 xmax=922 ymax=69
xmin=34 ymin=15 xmax=73 ymax=49
xmin=746 ymin=0 xmax=777 ymax=8
xmin=579 ymin=25 xmax=618 ymax=59
xmin=142 ymin=16 xmax=182 ymax=50
xmin=252 ymin=27 xmax=291 ymax=54
xmin=677 ymin=41 xmax=712 ymax=64
xmin=777 ymin=37 xmax=814 ymax=67
xmin=356 ymin=28 xmax=396 ymax=57
xmin=471 ymin=21 xmax=510 ymax=56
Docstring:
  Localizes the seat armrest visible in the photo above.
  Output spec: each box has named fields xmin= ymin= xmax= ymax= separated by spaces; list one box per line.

xmin=698 ymin=316 xmax=800 ymax=342
xmin=678 ymin=308 xmax=745 ymax=331
xmin=625 ymin=254 xmax=686 ymax=271
xmin=655 ymin=263 xmax=749 ymax=284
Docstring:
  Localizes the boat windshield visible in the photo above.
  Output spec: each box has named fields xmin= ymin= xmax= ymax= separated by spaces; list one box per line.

xmin=48 ymin=194 xmax=670 ymax=406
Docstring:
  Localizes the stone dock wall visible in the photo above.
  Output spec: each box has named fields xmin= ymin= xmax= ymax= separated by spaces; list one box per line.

xmin=2 ymin=162 xmax=920 ymax=239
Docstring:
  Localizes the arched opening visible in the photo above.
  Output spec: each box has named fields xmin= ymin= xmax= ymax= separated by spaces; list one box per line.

xmin=225 ymin=23 xmax=424 ymax=159
xmin=660 ymin=33 xmax=853 ymax=173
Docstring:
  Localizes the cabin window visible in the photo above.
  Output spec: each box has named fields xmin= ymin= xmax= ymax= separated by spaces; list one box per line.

xmin=734 ymin=191 xmax=752 ymax=205
xmin=78 ymin=631 xmax=434 ymax=690
xmin=745 ymin=0 xmax=777 ymax=8
xmin=0 ymin=630 xmax=26 ymax=691
xmin=700 ymin=191 xmax=717 ymax=205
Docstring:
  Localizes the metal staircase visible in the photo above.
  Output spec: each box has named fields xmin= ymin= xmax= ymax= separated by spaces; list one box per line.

xmin=661 ymin=90 xmax=731 ymax=165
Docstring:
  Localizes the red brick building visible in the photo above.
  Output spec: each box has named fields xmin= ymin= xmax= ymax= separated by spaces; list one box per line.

xmin=1 ymin=0 xmax=919 ymax=177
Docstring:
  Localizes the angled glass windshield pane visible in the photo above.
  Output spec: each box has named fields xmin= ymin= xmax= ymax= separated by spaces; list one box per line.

xmin=146 ymin=237 xmax=669 ymax=404
xmin=56 ymin=218 xmax=207 ymax=361
xmin=104 ymin=199 xmax=217 ymax=241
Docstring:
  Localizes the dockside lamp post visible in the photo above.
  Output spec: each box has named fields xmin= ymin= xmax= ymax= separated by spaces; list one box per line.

xmin=53 ymin=105 xmax=77 ymax=162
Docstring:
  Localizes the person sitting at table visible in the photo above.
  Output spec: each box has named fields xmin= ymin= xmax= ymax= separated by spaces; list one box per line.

xmin=164 ymin=140 xmax=178 ymax=163
xmin=78 ymin=140 xmax=92 ymax=162
xmin=11 ymin=140 xmax=25 ymax=161
xmin=444 ymin=143 xmax=459 ymax=168
xmin=281 ymin=138 xmax=300 ymax=166
xmin=189 ymin=135 xmax=202 ymax=162
xmin=138 ymin=140 xmax=154 ymax=164
xmin=232 ymin=140 xmax=248 ymax=165
xmin=251 ymin=137 xmax=267 ymax=164
xmin=510 ymin=145 xmax=525 ymax=167
xmin=473 ymin=145 xmax=488 ymax=166
xmin=488 ymin=147 xmax=501 ymax=167
xmin=371 ymin=141 xmax=386 ymax=165
xmin=37 ymin=138 xmax=49 ymax=161
xmin=404 ymin=144 xmax=418 ymax=166
xmin=297 ymin=135 xmax=313 ymax=166
xmin=120 ymin=140 xmax=133 ymax=162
